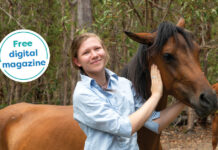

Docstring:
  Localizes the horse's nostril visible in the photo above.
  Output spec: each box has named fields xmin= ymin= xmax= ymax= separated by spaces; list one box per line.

xmin=199 ymin=93 xmax=210 ymax=106
xmin=200 ymin=93 xmax=204 ymax=100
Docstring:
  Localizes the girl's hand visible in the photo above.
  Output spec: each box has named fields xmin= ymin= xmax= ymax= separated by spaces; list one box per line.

xmin=150 ymin=64 xmax=163 ymax=99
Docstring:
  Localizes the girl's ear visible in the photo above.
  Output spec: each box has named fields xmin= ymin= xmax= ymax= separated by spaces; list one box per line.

xmin=73 ymin=58 xmax=82 ymax=67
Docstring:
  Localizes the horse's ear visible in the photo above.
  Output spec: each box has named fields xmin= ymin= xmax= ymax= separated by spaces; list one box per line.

xmin=176 ymin=18 xmax=185 ymax=28
xmin=124 ymin=31 xmax=156 ymax=44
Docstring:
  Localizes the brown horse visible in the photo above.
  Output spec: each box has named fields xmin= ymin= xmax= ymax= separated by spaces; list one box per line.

xmin=122 ymin=18 xmax=217 ymax=149
xmin=0 ymin=103 xmax=86 ymax=150
xmin=212 ymin=83 xmax=218 ymax=150
xmin=0 ymin=18 xmax=217 ymax=150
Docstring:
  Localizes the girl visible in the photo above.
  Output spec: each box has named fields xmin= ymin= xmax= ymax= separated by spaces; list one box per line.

xmin=72 ymin=33 xmax=185 ymax=150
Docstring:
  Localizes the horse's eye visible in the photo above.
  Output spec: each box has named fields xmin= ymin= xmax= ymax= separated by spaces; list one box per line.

xmin=163 ymin=53 xmax=174 ymax=62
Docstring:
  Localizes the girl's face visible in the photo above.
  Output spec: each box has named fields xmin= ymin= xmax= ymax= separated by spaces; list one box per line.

xmin=74 ymin=37 xmax=107 ymax=75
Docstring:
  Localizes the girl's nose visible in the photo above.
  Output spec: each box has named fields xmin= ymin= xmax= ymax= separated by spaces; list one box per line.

xmin=91 ymin=50 xmax=98 ymax=58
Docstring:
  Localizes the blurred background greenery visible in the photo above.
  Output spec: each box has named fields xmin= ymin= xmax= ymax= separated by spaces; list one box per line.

xmin=0 ymin=0 xmax=217 ymax=106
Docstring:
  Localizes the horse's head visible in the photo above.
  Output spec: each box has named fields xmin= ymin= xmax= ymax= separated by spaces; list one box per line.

xmin=125 ymin=18 xmax=217 ymax=117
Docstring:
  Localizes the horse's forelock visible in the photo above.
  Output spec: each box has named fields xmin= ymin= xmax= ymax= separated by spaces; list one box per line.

xmin=176 ymin=27 xmax=194 ymax=49
xmin=148 ymin=22 xmax=194 ymax=56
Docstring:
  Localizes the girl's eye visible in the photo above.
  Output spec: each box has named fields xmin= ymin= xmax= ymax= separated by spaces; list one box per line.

xmin=83 ymin=51 xmax=89 ymax=55
xmin=95 ymin=47 xmax=101 ymax=51
xmin=163 ymin=53 xmax=175 ymax=63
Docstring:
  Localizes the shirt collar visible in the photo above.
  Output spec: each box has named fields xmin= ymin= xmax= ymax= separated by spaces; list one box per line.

xmin=80 ymin=68 xmax=118 ymax=88
xmin=105 ymin=68 xmax=118 ymax=80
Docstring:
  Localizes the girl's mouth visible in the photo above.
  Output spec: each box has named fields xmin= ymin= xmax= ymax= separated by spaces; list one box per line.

xmin=91 ymin=59 xmax=102 ymax=64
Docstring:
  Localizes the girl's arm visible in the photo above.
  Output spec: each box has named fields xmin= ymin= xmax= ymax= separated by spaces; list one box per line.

xmin=129 ymin=64 xmax=163 ymax=135
xmin=129 ymin=93 xmax=161 ymax=135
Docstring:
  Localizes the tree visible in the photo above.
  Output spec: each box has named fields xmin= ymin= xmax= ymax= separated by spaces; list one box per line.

xmin=77 ymin=0 xmax=92 ymax=29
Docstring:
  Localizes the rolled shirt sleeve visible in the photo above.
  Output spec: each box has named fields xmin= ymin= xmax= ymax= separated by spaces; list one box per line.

xmin=73 ymin=90 xmax=132 ymax=138
xmin=144 ymin=111 xmax=160 ymax=134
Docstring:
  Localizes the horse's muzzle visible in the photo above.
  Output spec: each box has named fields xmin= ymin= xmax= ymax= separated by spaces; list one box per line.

xmin=195 ymin=91 xmax=217 ymax=117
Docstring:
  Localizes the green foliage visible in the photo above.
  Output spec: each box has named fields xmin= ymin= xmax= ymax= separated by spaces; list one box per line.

xmin=173 ymin=0 xmax=218 ymax=84
xmin=0 ymin=0 xmax=217 ymax=105
xmin=207 ymin=48 xmax=218 ymax=83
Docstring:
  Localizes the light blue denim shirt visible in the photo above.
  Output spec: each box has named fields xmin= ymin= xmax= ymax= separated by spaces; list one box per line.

xmin=73 ymin=69 xmax=160 ymax=150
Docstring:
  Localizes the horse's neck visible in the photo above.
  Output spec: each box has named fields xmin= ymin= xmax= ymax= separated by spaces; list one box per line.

xmin=137 ymin=92 xmax=168 ymax=150
xmin=156 ymin=92 xmax=168 ymax=111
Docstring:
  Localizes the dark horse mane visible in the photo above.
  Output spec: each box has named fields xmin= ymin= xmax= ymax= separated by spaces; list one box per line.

xmin=121 ymin=21 xmax=193 ymax=101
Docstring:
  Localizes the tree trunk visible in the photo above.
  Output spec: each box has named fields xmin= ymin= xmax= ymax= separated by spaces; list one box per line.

xmin=145 ymin=0 xmax=148 ymax=28
xmin=0 ymin=81 xmax=4 ymax=105
xmin=14 ymin=83 xmax=22 ymax=103
xmin=121 ymin=21 xmax=128 ymax=65
xmin=60 ymin=0 xmax=68 ymax=105
xmin=46 ymin=84 xmax=51 ymax=104
xmin=68 ymin=0 xmax=78 ymax=105
xmin=8 ymin=81 xmax=15 ymax=105
xmin=187 ymin=107 xmax=196 ymax=131
xmin=54 ymin=69 xmax=60 ymax=104
xmin=149 ymin=1 xmax=153 ymax=28
xmin=77 ymin=0 xmax=92 ymax=29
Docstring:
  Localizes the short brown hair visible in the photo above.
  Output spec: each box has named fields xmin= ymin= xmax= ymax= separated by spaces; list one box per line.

xmin=71 ymin=33 xmax=110 ymax=70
